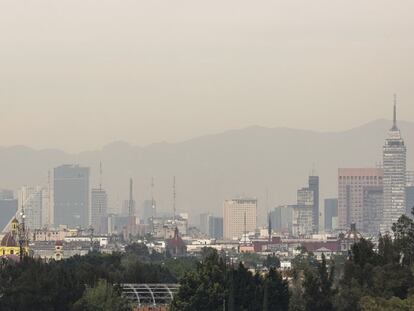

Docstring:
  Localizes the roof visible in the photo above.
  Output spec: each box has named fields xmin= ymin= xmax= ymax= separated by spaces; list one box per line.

xmin=166 ymin=235 xmax=186 ymax=249
xmin=1 ymin=232 xmax=18 ymax=247
xmin=121 ymin=284 xmax=179 ymax=307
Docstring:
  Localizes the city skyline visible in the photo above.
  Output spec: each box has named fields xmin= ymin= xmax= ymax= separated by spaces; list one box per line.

xmin=2 ymin=2 xmax=414 ymax=309
xmin=0 ymin=116 xmax=413 ymax=224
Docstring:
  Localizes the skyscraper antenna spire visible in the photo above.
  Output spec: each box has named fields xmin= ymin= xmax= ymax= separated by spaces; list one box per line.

xmin=392 ymin=93 xmax=398 ymax=130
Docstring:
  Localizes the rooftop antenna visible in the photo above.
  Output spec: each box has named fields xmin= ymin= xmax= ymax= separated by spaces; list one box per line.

xmin=173 ymin=176 xmax=176 ymax=223
xmin=268 ymin=212 xmax=272 ymax=245
xmin=392 ymin=93 xmax=398 ymax=130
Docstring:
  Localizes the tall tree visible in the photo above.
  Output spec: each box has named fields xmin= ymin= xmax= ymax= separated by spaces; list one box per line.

xmin=262 ymin=268 xmax=289 ymax=311
xmin=72 ymin=279 xmax=130 ymax=311
xmin=392 ymin=214 xmax=414 ymax=266
xmin=303 ymin=254 xmax=334 ymax=311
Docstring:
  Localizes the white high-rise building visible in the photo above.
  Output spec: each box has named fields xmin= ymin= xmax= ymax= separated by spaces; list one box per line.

xmin=292 ymin=188 xmax=315 ymax=237
xmin=381 ymin=98 xmax=407 ymax=233
xmin=19 ymin=186 xmax=44 ymax=231
xmin=90 ymin=188 xmax=108 ymax=234
xmin=223 ymin=198 xmax=257 ymax=240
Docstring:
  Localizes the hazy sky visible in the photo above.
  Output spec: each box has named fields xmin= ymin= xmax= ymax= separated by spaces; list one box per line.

xmin=1 ymin=0 xmax=414 ymax=152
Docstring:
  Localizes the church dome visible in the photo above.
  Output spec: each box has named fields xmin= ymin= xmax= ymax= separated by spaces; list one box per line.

xmin=1 ymin=232 xmax=18 ymax=247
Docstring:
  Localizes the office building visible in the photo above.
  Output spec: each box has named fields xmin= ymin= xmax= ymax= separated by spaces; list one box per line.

xmin=223 ymin=198 xmax=257 ymax=240
xmin=406 ymin=187 xmax=414 ymax=217
xmin=208 ymin=216 xmax=223 ymax=239
xmin=363 ymin=186 xmax=383 ymax=235
xmin=19 ymin=186 xmax=44 ymax=231
xmin=199 ymin=213 xmax=211 ymax=235
xmin=90 ymin=188 xmax=108 ymax=234
xmin=199 ymin=213 xmax=223 ymax=239
xmin=338 ymin=168 xmax=383 ymax=230
xmin=406 ymin=171 xmax=414 ymax=217
xmin=381 ymin=101 xmax=407 ymax=233
xmin=54 ymin=165 xmax=90 ymax=228
xmin=324 ymin=198 xmax=338 ymax=232
xmin=269 ymin=205 xmax=293 ymax=233
xmin=308 ymin=175 xmax=320 ymax=232
xmin=292 ymin=188 xmax=314 ymax=237
xmin=0 ymin=190 xmax=18 ymax=232
xmin=41 ymin=184 xmax=53 ymax=227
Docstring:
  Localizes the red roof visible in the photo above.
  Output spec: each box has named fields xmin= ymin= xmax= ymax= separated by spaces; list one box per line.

xmin=301 ymin=240 xmax=340 ymax=252
xmin=166 ymin=228 xmax=186 ymax=249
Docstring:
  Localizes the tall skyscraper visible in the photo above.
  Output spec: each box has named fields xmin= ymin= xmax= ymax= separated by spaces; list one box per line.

xmin=338 ymin=168 xmax=383 ymax=231
xmin=41 ymin=173 xmax=53 ymax=228
xmin=363 ymin=186 xmax=383 ymax=235
xmin=292 ymin=188 xmax=314 ymax=237
xmin=223 ymin=198 xmax=257 ymax=240
xmin=199 ymin=213 xmax=211 ymax=235
xmin=308 ymin=175 xmax=320 ymax=233
xmin=381 ymin=99 xmax=407 ymax=233
xmin=90 ymin=188 xmax=108 ymax=234
xmin=269 ymin=205 xmax=293 ymax=233
xmin=324 ymin=198 xmax=338 ymax=232
xmin=208 ymin=216 xmax=223 ymax=239
xmin=18 ymin=186 xmax=44 ymax=231
xmin=54 ymin=165 xmax=90 ymax=228
xmin=200 ymin=213 xmax=223 ymax=238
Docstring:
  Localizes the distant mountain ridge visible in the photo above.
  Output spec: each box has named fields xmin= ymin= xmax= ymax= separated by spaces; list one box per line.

xmin=1 ymin=119 xmax=413 ymax=225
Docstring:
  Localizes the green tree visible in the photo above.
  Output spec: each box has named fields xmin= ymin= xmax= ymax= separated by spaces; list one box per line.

xmin=171 ymin=250 xmax=226 ymax=311
xmin=360 ymin=294 xmax=414 ymax=311
xmin=263 ymin=254 xmax=281 ymax=269
xmin=378 ymin=234 xmax=398 ymax=265
xmin=392 ymin=214 xmax=414 ymax=266
xmin=263 ymin=268 xmax=289 ymax=311
xmin=303 ymin=254 xmax=334 ymax=311
xmin=73 ymin=279 xmax=130 ymax=311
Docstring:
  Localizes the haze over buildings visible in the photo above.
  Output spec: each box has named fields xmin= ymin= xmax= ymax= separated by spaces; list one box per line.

xmin=0 ymin=119 xmax=413 ymax=223
xmin=54 ymin=165 xmax=90 ymax=228
xmin=223 ymin=198 xmax=257 ymax=240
